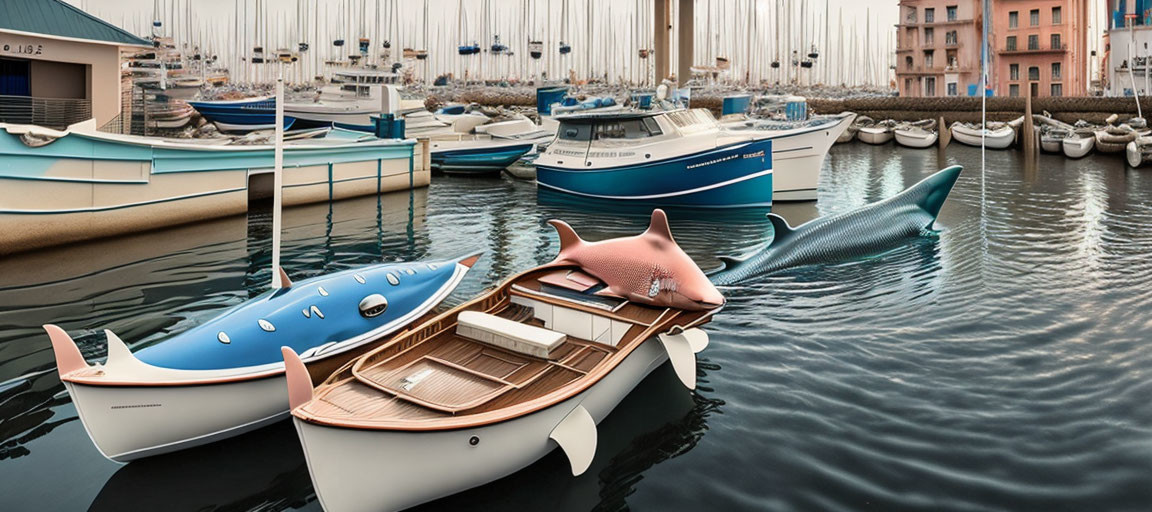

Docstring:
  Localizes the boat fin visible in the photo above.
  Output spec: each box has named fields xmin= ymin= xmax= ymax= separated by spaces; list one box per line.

xmin=42 ymin=324 xmax=88 ymax=376
xmin=643 ymin=209 xmax=674 ymax=242
xmin=282 ymin=347 xmax=313 ymax=410
xmin=549 ymin=405 xmax=597 ymax=476
xmin=680 ymin=328 xmax=710 ymax=354
xmin=103 ymin=329 xmax=143 ymax=372
xmin=766 ymin=214 xmax=795 ymax=246
xmin=276 ymin=267 xmax=293 ymax=288
xmin=547 ymin=219 xmax=585 ymax=260
xmin=658 ymin=331 xmax=698 ymax=389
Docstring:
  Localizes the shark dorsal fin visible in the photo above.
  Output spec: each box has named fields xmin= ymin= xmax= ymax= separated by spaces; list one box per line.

xmin=548 ymin=219 xmax=585 ymax=256
xmin=716 ymin=255 xmax=743 ymax=271
xmin=766 ymin=214 xmax=795 ymax=245
xmin=901 ymin=165 xmax=963 ymax=220
xmin=643 ymin=209 xmax=674 ymax=242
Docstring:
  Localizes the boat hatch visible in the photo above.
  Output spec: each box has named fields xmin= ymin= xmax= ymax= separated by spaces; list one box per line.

xmin=359 ymin=294 xmax=388 ymax=318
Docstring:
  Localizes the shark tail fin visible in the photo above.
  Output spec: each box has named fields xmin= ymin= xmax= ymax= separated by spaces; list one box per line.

xmin=910 ymin=165 xmax=963 ymax=221
xmin=766 ymin=214 xmax=796 ymax=245
xmin=643 ymin=209 xmax=675 ymax=242
xmin=548 ymin=219 xmax=585 ymax=260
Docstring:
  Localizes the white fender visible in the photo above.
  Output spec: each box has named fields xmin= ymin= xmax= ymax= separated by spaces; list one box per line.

xmin=549 ymin=405 xmax=596 ymax=476
xmin=658 ymin=331 xmax=697 ymax=389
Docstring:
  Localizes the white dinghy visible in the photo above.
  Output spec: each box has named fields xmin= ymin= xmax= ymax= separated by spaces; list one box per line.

xmin=894 ymin=120 xmax=938 ymax=148
xmin=857 ymin=119 xmax=896 ymax=145
xmin=950 ymin=121 xmax=1015 ymax=149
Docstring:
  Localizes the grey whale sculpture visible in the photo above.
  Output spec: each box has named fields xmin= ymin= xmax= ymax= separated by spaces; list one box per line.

xmin=710 ymin=165 xmax=962 ymax=285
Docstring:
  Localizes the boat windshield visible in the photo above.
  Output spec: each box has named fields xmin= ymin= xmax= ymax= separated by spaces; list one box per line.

xmin=558 ymin=118 xmax=662 ymax=141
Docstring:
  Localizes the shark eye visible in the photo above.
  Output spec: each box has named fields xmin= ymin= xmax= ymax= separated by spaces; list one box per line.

xmin=359 ymin=294 xmax=388 ymax=318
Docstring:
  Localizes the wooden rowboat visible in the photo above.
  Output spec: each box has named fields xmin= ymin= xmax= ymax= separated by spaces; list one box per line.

xmin=284 ymin=210 xmax=724 ymax=512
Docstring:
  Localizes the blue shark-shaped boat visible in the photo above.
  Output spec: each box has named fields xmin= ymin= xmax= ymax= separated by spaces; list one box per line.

xmin=44 ymin=254 xmax=479 ymax=462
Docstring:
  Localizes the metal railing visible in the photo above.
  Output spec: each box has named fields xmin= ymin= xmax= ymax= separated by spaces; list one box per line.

xmin=0 ymin=95 xmax=92 ymax=129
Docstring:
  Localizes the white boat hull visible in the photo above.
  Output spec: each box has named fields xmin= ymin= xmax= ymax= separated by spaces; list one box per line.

xmin=295 ymin=335 xmax=672 ymax=512
xmin=1063 ymin=136 xmax=1094 ymax=158
xmin=67 ymin=376 xmax=289 ymax=461
xmin=1040 ymin=137 xmax=1063 ymax=153
xmin=1094 ymin=130 xmax=1134 ymax=154
xmin=894 ymin=129 xmax=938 ymax=149
xmin=950 ymin=124 xmax=1014 ymax=149
xmin=857 ymin=127 xmax=893 ymax=145
xmin=1126 ymin=138 xmax=1152 ymax=167
xmin=284 ymin=105 xmax=378 ymax=125
xmin=761 ymin=114 xmax=852 ymax=201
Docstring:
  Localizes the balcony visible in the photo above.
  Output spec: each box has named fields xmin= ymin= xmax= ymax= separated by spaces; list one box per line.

xmin=998 ymin=43 xmax=1067 ymax=55
xmin=0 ymin=95 xmax=93 ymax=129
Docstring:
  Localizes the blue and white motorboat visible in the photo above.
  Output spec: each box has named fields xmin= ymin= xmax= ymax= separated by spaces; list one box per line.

xmin=189 ymin=96 xmax=297 ymax=132
xmin=44 ymin=254 xmax=479 ymax=462
xmin=720 ymin=112 xmax=855 ymax=201
xmin=535 ymin=109 xmax=775 ymax=208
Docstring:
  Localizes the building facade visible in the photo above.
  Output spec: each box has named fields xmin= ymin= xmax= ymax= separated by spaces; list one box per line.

xmin=0 ymin=0 xmax=149 ymax=127
xmin=896 ymin=1 xmax=984 ymax=97
xmin=992 ymin=0 xmax=1089 ymax=97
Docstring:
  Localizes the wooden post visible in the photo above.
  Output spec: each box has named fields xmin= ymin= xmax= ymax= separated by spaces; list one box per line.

xmin=654 ymin=0 xmax=671 ymax=81
xmin=938 ymin=116 xmax=950 ymax=148
xmin=1023 ymin=87 xmax=1036 ymax=157
xmin=677 ymin=0 xmax=695 ymax=86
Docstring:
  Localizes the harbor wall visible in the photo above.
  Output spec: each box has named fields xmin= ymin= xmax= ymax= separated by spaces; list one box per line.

xmin=799 ymin=96 xmax=1152 ymax=125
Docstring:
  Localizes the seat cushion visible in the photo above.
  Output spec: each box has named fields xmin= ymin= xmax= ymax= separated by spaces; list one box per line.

xmin=457 ymin=311 xmax=566 ymax=358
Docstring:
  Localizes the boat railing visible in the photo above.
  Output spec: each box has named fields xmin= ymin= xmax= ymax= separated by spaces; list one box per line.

xmin=0 ymin=95 xmax=92 ymax=130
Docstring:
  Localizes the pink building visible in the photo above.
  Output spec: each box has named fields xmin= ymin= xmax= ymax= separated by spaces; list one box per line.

xmin=896 ymin=1 xmax=984 ymax=97
xmin=992 ymin=0 xmax=1090 ymax=97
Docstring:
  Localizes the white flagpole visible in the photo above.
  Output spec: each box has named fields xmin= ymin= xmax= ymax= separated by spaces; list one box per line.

xmin=271 ymin=58 xmax=285 ymax=289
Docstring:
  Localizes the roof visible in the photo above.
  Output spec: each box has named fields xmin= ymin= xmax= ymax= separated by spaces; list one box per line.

xmin=0 ymin=0 xmax=151 ymax=47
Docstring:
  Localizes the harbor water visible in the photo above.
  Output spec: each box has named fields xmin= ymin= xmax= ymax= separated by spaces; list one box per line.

xmin=0 ymin=143 xmax=1150 ymax=510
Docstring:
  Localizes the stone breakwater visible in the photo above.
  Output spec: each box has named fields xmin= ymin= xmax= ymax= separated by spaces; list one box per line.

xmin=803 ymin=96 xmax=1152 ymax=124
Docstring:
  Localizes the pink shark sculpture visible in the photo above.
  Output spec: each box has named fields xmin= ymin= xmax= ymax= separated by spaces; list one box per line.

xmin=546 ymin=209 xmax=725 ymax=311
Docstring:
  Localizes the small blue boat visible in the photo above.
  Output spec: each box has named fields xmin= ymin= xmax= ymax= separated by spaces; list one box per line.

xmin=430 ymin=142 xmax=535 ymax=175
xmin=188 ymin=97 xmax=292 ymax=132
xmin=535 ymin=110 xmax=774 ymax=208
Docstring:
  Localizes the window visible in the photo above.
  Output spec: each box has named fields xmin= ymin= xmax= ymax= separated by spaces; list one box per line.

xmin=1051 ymin=33 xmax=1061 ymax=50
xmin=1028 ymin=35 xmax=1039 ymax=50
xmin=1028 ymin=66 xmax=1040 ymax=80
xmin=592 ymin=118 xmax=663 ymax=140
xmin=1052 ymin=7 xmax=1062 ymax=25
xmin=1051 ymin=83 xmax=1062 ymax=96
xmin=926 ymin=77 xmax=936 ymax=96
xmin=925 ymin=27 xmax=934 ymax=45
xmin=1009 ymin=11 xmax=1018 ymax=28
xmin=925 ymin=50 xmax=934 ymax=68
xmin=905 ymin=78 xmax=912 ymax=93
xmin=1052 ymin=62 xmax=1061 ymax=79
xmin=947 ymin=5 xmax=957 ymax=22
xmin=1007 ymin=36 xmax=1017 ymax=51
xmin=1010 ymin=63 xmax=1020 ymax=80
xmin=1030 ymin=9 xmax=1039 ymax=26
xmin=946 ymin=30 xmax=957 ymax=45
xmin=925 ymin=8 xmax=935 ymax=23
xmin=947 ymin=82 xmax=958 ymax=96
xmin=905 ymin=56 xmax=914 ymax=70
xmin=1009 ymin=84 xmax=1020 ymax=97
